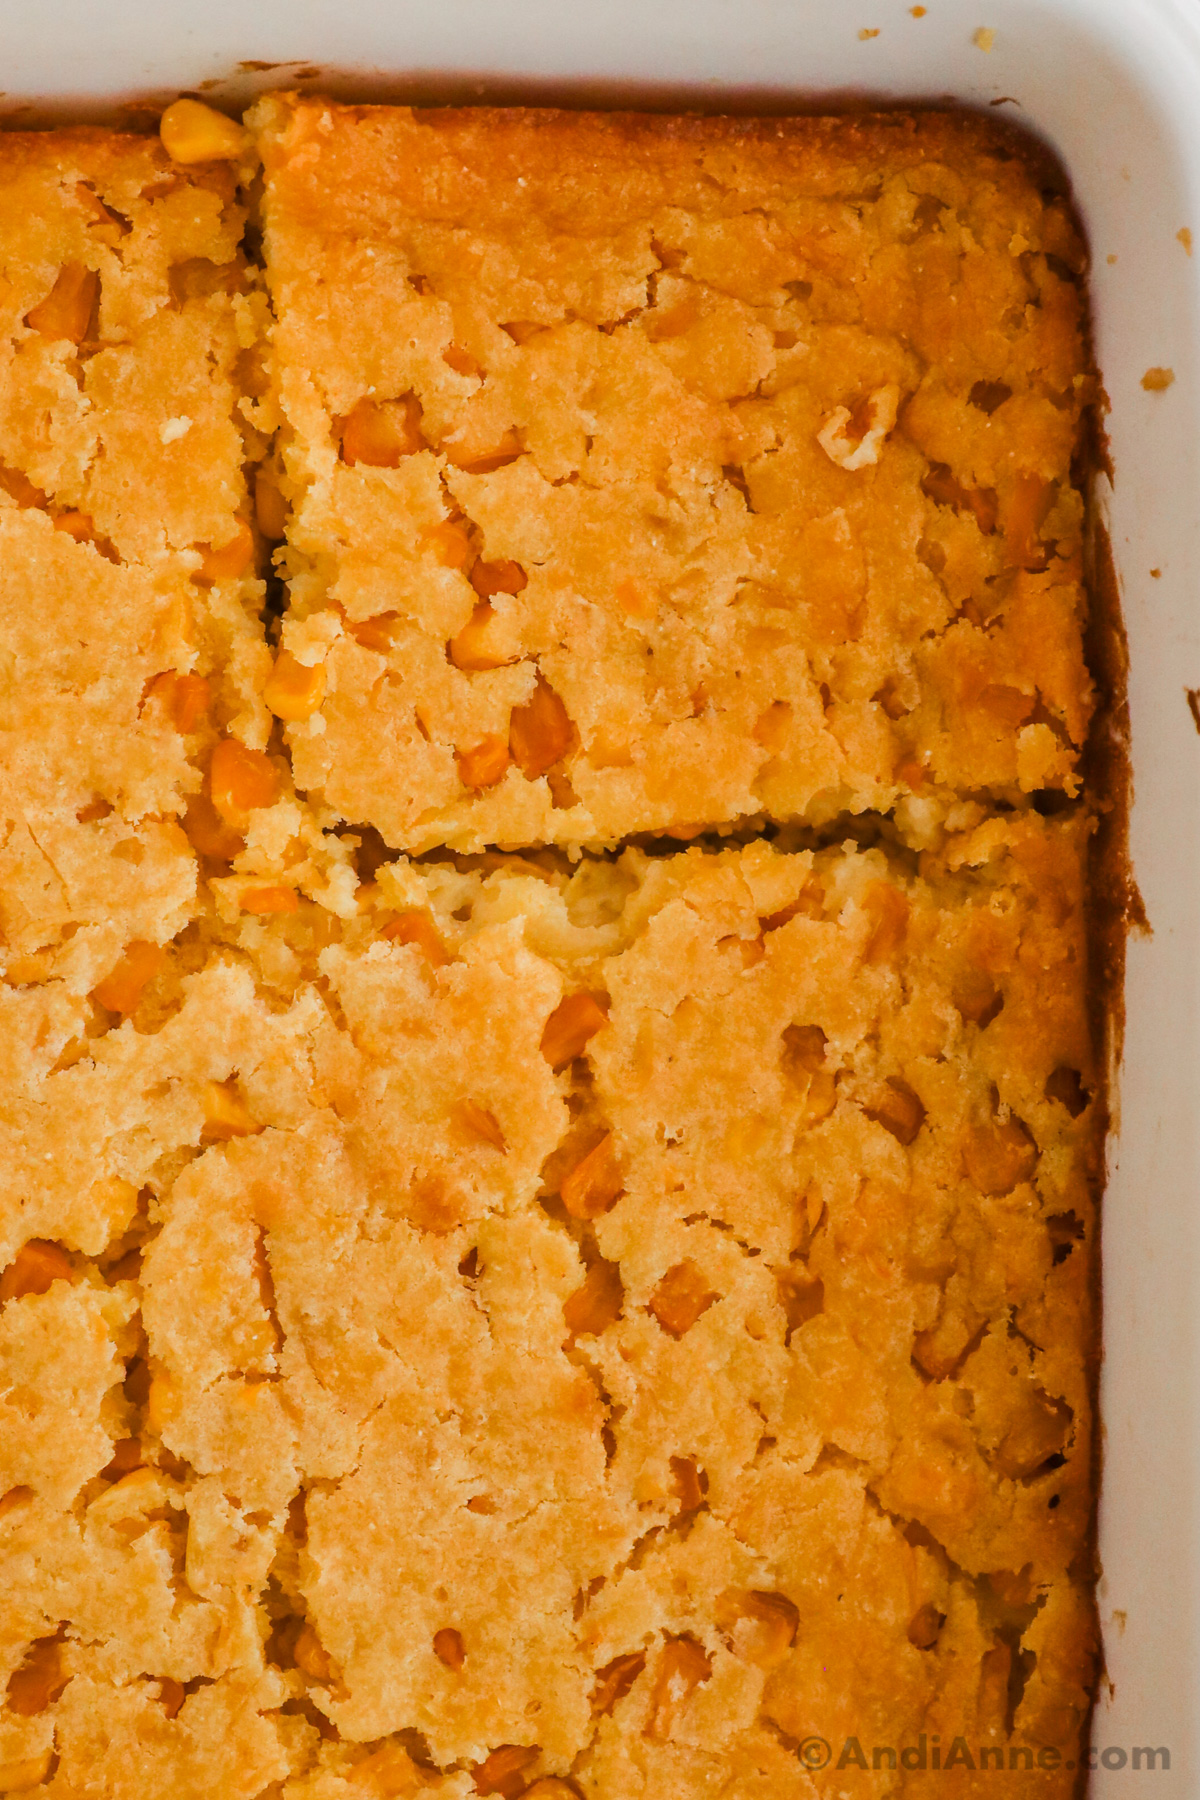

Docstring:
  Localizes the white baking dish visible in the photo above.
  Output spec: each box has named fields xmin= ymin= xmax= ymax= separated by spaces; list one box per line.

xmin=7 ymin=0 xmax=1198 ymax=1789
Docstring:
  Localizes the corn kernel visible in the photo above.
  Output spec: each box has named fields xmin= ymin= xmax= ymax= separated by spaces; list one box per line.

xmin=907 ymin=1602 xmax=945 ymax=1649
xmin=433 ymin=1627 xmax=465 ymax=1671
xmin=922 ymin=463 xmax=999 ymax=535
xmin=560 ymin=1133 xmax=623 ymax=1219
xmin=509 ymin=674 xmax=573 ymax=779
xmin=427 ymin=519 xmax=473 ymax=568
xmin=591 ymin=1651 xmax=645 ymax=1717
xmin=782 ymin=1024 xmax=827 ymax=1076
xmin=0 ymin=1749 xmax=54 ymax=1791
xmin=198 ymin=519 xmax=254 ymax=580
xmin=861 ymin=1078 xmax=925 ymax=1146
xmin=184 ymin=792 xmax=245 ymax=862
xmin=264 ymin=649 xmax=326 ymax=721
xmin=91 ymin=940 xmax=164 ymax=1016
xmin=456 ymin=735 xmax=511 ymax=791
xmin=648 ymin=1260 xmax=718 ymax=1340
xmin=861 ymin=881 xmax=909 ymax=963
xmin=645 ymin=1637 xmax=712 ymax=1740
xmin=201 ymin=1079 xmax=258 ymax=1140
xmin=240 ymin=885 xmax=299 ymax=916
xmin=442 ymin=342 xmax=481 ymax=378
xmin=447 ymin=429 xmax=523 ymax=474
xmin=563 ymin=1257 xmax=623 ymax=1339
xmin=963 ymin=1117 xmax=1038 ymax=1195
xmin=470 ymin=557 xmax=527 ymax=600
xmin=293 ymin=1624 xmax=335 ymax=1683
xmin=713 ymin=1588 xmax=798 ymax=1668
xmin=210 ymin=737 xmax=281 ymax=821
xmin=53 ymin=508 xmax=94 ymax=543
xmin=25 ymin=263 xmax=98 ymax=343
xmin=6 ymin=1636 xmax=65 ymax=1716
xmin=338 ymin=395 xmax=424 ymax=466
xmin=1004 ymin=471 xmax=1054 ymax=569
xmin=472 ymin=1745 xmax=539 ymax=1797
xmin=86 ymin=1466 xmax=160 ymax=1524
xmin=254 ymin=469 xmax=288 ymax=540
xmin=672 ymin=1454 xmax=708 ymax=1512
xmin=448 ymin=601 xmax=518 ymax=672
xmin=456 ymin=1099 xmax=506 ymax=1152
xmin=347 ymin=611 xmax=399 ymax=653
xmin=157 ymin=1678 xmax=185 ymax=1720
xmin=0 ymin=1240 xmax=74 ymax=1303
xmin=381 ymin=911 xmax=449 ymax=967
xmin=159 ymin=98 xmax=247 ymax=165
xmin=147 ymin=670 xmax=211 ymax=733
xmin=539 ymin=992 xmax=609 ymax=1070
xmin=100 ymin=1436 xmax=143 ymax=1480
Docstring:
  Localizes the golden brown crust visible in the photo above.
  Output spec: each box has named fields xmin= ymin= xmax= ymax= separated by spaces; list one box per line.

xmin=256 ymin=93 xmax=1094 ymax=852
xmin=0 ymin=825 xmax=1096 ymax=1792
xmin=0 ymin=99 xmax=1101 ymax=1798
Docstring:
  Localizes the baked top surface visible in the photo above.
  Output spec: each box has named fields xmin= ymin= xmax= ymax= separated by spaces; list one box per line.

xmin=0 ymin=99 xmax=1102 ymax=1799
xmin=256 ymin=95 xmax=1093 ymax=853
xmin=0 ymin=129 xmax=282 ymax=999
xmin=0 ymin=821 xmax=1097 ymax=1793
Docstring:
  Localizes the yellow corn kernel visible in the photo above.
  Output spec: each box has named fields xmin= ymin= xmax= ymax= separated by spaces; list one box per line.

xmin=509 ymin=674 xmax=573 ymax=779
xmin=455 ymin=1099 xmax=506 ymax=1152
xmin=293 ymin=1624 xmax=335 ymax=1683
xmin=337 ymin=395 xmax=424 ymax=466
xmin=426 ymin=519 xmax=473 ymax=569
xmin=145 ymin=1372 xmax=178 ymax=1434
xmin=53 ymin=508 xmax=94 ymax=543
xmin=201 ymin=1079 xmax=257 ymax=1141
xmin=381 ymin=911 xmax=449 ymax=967
xmin=91 ymin=940 xmax=164 ymax=1016
xmin=470 ymin=557 xmax=527 ymax=600
xmin=645 ymin=1637 xmax=712 ymax=1741
xmin=240 ymin=885 xmax=299 ymax=916
xmin=648 ymin=1260 xmax=719 ymax=1340
xmin=861 ymin=1078 xmax=926 ymax=1147
xmin=198 ymin=519 xmax=254 ymax=581
xmin=264 ymin=649 xmax=326 ymax=721
xmin=0 ymin=1749 xmax=54 ymax=1791
xmin=559 ymin=1133 xmax=623 ymax=1219
xmin=0 ymin=1240 xmax=75 ymax=1303
xmin=963 ymin=1118 xmax=1038 ymax=1195
xmin=591 ymin=1652 xmax=646 ymax=1718
xmin=157 ymin=1678 xmax=185 ymax=1719
xmin=6 ymin=1636 xmax=65 ymax=1718
xmin=713 ymin=1588 xmax=798 ymax=1669
xmin=210 ymin=737 xmax=281 ymax=821
xmin=159 ymin=98 xmax=247 ymax=165
xmin=89 ymin=1176 xmax=139 ymax=1243
xmin=254 ymin=469 xmax=288 ymax=540
xmin=447 ymin=601 xmax=518 ymax=672
xmin=86 ymin=1466 xmax=161 ymax=1524
xmin=456 ymin=734 xmax=511 ymax=791
xmin=147 ymin=669 xmax=211 ymax=733
xmin=539 ymin=992 xmax=609 ymax=1070
xmin=472 ymin=1746 xmax=540 ymax=1797
xmin=562 ymin=1257 xmax=623 ymax=1339
xmin=433 ymin=1626 xmax=465 ymax=1671
xmin=25 ymin=263 xmax=98 ymax=343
